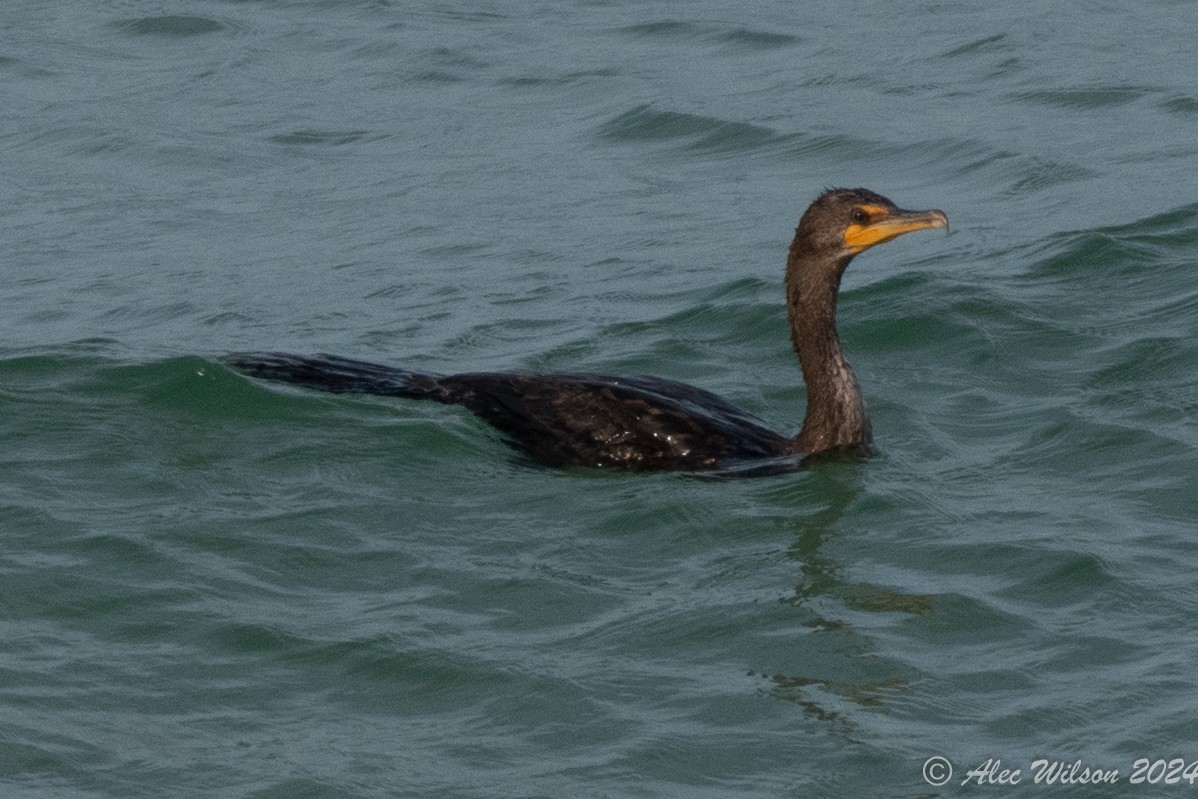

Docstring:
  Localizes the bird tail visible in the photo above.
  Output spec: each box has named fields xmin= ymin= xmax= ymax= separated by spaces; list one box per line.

xmin=227 ymin=352 xmax=450 ymax=401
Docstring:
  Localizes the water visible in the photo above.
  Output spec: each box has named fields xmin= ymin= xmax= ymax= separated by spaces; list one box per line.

xmin=3 ymin=1 xmax=1198 ymax=796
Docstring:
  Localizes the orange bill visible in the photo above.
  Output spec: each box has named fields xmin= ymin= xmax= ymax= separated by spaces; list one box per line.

xmin=843 ymin=207 xmax=949 ymax=254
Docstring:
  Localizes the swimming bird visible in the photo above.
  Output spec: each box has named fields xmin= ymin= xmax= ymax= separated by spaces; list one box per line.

xmin=230 ymin=188 xmax=947 ymax=472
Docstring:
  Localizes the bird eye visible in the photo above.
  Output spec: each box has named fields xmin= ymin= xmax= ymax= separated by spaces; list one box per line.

xmin=851 ymin=208 xmax=868 ymax=224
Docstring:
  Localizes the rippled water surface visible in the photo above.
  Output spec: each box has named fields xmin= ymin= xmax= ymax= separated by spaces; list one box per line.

xmin=4 ymin=1 xmax=1198 ymax=797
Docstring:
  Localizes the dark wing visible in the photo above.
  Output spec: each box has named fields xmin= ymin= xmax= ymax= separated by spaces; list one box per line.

xmin=441 ymin=372 xmax=794 ymax=470
xmin=229 ymin=353 xmax=797 ymax=471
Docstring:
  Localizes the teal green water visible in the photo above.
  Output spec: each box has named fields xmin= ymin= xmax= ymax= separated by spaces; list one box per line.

xmin=4 ymin=2 xmax=1198 ymax=797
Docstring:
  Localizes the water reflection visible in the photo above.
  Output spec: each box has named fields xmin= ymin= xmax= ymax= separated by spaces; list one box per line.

xmin=761 ymin=465 xmax=932 ymax=723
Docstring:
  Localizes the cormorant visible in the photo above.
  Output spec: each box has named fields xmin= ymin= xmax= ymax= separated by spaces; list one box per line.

xmin=230 ymin=188 xmax=947 ymax=472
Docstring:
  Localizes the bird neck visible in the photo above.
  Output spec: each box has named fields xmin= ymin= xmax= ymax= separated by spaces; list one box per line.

xmin=785 ymin=249 xmax=873 ymax=454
